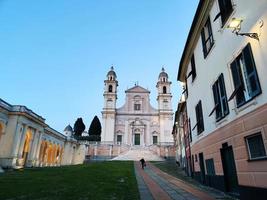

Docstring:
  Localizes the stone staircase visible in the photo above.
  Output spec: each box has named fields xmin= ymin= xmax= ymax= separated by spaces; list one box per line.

xmin=112 ymin=147 xmax=164 ymax=161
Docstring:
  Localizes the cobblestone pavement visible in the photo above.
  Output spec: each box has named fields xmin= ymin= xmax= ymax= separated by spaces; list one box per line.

xmin=134 ymin=162 xmax=215 ymax=200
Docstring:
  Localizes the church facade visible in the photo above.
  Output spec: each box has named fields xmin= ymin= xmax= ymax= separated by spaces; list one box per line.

xmin=102 ymin=67 xmax=174 ymax=146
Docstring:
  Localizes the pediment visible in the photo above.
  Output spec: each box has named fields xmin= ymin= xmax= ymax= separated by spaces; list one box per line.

xmin=125 ymin=85 xmax=150 ymax=93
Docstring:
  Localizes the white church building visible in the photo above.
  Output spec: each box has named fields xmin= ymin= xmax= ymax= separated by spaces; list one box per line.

xmin=101 ymin=67 xmax=174 ymax=147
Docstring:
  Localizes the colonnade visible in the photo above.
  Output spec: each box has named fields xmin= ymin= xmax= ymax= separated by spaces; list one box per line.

xmin=18 ymin=126 xmax=64 ymax=167
xmin=38 ymin=140 xmax=64 ymax=166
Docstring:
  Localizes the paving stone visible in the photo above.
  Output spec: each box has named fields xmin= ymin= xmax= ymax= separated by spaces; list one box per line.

xmin=134 ymin=163 xmax=154 ymax=200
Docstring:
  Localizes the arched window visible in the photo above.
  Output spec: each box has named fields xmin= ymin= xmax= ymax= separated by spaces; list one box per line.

xmin=108 ymin=85 xmax=113 ymax=92
xmin=163 ymin=86 xmax=167 ymax=94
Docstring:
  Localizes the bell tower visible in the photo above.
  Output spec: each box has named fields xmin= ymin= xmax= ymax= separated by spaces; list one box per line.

xmin=156 ymin=67 xmax=173 ymax=143
xmin=101 ymin=66 xmax=118 ymax=143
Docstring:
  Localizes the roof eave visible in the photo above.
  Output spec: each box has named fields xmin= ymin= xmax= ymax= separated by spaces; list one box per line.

xmin=177 ymin=0 xmax=212 ymax=82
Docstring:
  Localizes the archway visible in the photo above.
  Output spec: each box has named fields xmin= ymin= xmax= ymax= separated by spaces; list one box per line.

xmin=163 ymin=86 xmax=167 ymax=94
xmin=22 ymin=130 xmax=32 ymax=166
xmin=46 ymin=143 xmax=53 ymax=165
xmin=108 ymin=85 xmax=113 ymax=92
xmin=59 ymin=147 xmax=64 ymax=164
xmin=51 ymin=144 xmax=57 ymax=164
xmin=38 ymin=141 xmax=45 ymax=164
xmin=55 ymin=145 xmax=60 ymax=164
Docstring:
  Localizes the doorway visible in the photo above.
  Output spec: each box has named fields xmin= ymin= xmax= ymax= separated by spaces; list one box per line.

xmin=199 ymin=152 xmax=206 ymax=184
xmin=220 ymin=143 xmax=239 ymax=193
xmin=134 ymin=134 xmax=140 ymax=145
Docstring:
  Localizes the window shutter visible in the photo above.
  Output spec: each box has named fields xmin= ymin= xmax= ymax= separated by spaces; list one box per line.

xmin=198 ymin=101 xmax=204 ymax=133
xmin=191 ymin=54 xmax=196 ymax=80
xmin=188 ymin=118 xmax=192 ymax=142
xmin=230 ymin=60 xmax=245 ymax=105
xmin=207 ymin=17 xmax=213 ymax=42
xmin=209 ymin=83 xmax=219 ymax=117
xmin=218 ymin=73 xmax=229 ymax=115
xmin=218 ymin=0 xmax=227 ymax=23
xmin=242 ymin=43 xmax=261 ymax=97
xmin=193 ymin=104 xmax=200 ymax=132
xmin=201 ymin=29 xmax=207 ymax=57
xmin=218 ymin=0 xmax=233 ymax=25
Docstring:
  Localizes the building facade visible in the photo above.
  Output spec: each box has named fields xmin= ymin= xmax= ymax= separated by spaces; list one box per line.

xmin=173 ymin=98 xmax=193 ymax=176
xmin=0 ymin=99 xmax=85 ymax=169
xmin=177 ymin=0 xmax=267 ymax=199
xmin=102 ymin=67 xmax=174 ymax=146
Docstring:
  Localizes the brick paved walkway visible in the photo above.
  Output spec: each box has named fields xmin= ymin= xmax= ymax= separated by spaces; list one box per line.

xmin=134 ymin=161 xmax=216 ymax=200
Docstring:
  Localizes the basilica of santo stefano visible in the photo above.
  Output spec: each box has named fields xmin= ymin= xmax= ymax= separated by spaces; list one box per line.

xmin=101 ymin=67 xmax=174 ymax=147
xmin=0 ymin=67 xmax=175 ymax=169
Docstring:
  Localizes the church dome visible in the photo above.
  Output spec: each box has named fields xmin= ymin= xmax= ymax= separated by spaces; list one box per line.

xmin=107 ymin=66 xmax=117 ymax=79
xmin=158 ymin=67 xmax=168 ymax=79
xmin=64 ymin=124 xmax=73 ymax=132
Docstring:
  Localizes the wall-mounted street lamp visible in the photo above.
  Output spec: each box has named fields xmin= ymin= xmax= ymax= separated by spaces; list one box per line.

xmin=227 ymin=18 xmax=259 ymax=40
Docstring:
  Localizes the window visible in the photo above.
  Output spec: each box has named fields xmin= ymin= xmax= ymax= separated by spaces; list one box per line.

xmin=182 ymin=78 xmax=188 ymax=98
xmin=153 ymin=136 xmax=158 ymax=144
xmin=201 ymin=17 xmax=214 ymax=58
xmin=205 ymin=159 xmax=215 ymax=175
xmin=195 ymin=154 xmax=198 ymax=162
xmin=187 ymin=54 xmax=196 ymax=82
xmin=108 ymin=85 xmax=113 ymax=92
xmin=134 ymin=104 xmax=141 ymax=111
xmin=228 ymin=43 xmax=261 ymax=108
xmin=117 ymin=135 xmax=122 ymax=144
xmin=209 ymin=73 xmax=229 ymax=121
xmin=192 ymin=101 xmax=204 ymax=134
xmin=246 ymin=133 xmax=266 ymax=160
xmin=188 ymin=118 xmax=192 ymax=142
xmin=163 ymin=86 xmax=167 ymax=94
xmin=218 ymin=0 xmax=233 ymax=26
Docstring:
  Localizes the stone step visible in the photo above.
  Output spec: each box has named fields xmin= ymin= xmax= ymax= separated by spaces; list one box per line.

xmin=112 ymin=148 xmax=164 ymax=161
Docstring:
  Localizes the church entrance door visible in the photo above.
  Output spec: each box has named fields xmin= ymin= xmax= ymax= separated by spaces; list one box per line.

xmin=134 ymin=134 xmax=140 ymax=145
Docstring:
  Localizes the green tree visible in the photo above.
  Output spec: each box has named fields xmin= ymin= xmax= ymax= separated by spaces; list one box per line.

xmin=88 ymin=116 xmax=101 ymax=136
xmin=73 ymin=118 xmax=85 ymax=137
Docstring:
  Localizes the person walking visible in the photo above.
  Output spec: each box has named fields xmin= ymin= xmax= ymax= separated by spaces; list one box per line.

xmin=140 ymin=158 xmax=146 ymax=169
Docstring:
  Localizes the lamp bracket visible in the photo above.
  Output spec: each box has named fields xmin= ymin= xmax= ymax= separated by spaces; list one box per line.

xmin=235 ymin=31 xmax=259 ymax=40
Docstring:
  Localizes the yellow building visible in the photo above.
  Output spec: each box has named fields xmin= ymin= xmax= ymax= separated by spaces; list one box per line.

xmin=0 ymin=98 xmax=85 ymax=169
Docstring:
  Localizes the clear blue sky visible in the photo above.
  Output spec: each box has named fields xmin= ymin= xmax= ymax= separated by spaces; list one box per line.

xmin=0 ymin=0 xmax=198 ymax=132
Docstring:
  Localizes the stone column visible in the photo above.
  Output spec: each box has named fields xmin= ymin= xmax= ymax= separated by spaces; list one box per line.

xmin=146 ymin=121 xmax=150 ymax=146
xmin=17 ymin=125 xmax=28 ymax=158
xmin=109 ymin=145 xmax=112 ymax=157
xmin=129 ymin=124 xmax=132 ymax=146
xmin=34 ymin=131 xmax=43 ymax=166
xmin=53 ymin=144 xmax=57 ymax=165
xmin=124 ymin=121 xmax=128 ymax=145
xmin=11 ymin=123 xmax=23 ymax=158
xmin=143 ymin=124 xmax=146 ymax=147
xmin=132 ymin=130 xmax=135 ymax=146
xmin=29 ymin=130 xmax=39 ymax=164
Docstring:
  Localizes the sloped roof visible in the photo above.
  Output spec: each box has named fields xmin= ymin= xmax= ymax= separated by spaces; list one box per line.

xmin=125 ymin=85 xmax=150 ymax=93
xmin=64 ymin=124 xmax=73 ymax=132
